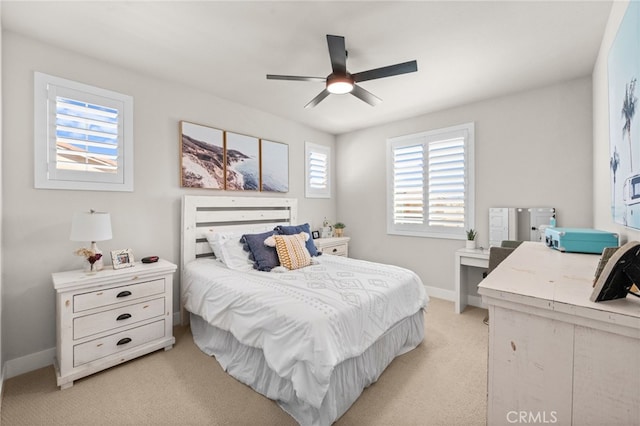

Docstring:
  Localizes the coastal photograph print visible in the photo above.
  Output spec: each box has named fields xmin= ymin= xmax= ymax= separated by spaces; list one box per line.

xmin=180 ymin=121 xmax=225 ymax=189
xmin=225 ymin=132 xmax=260 ymax=190
xmin=261 ymin=140 xmax=289 ymax=192
xmin=608 ymin=1 xmax=639 ymax=228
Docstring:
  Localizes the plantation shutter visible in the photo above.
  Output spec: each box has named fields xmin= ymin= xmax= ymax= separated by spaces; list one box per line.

xmin=35 ymin=72 xmax=133 ymax=191
xmin=393 ymin=144 xmax=424 ymax=224
xmin=309 ymin=150 xmax=328 ymax=190
xmin=55 ymin=96 xmax=119 ymax=174
xmin=428 ymin=136 xmax=465 ymax=228
xmin=305 ymin=142 xmax=331 ymax=198
xmin=387 ymin=122 xmax=474 ymax=239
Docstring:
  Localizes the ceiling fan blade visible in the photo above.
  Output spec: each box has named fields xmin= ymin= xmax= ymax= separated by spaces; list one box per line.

xmin=326 ymin=35 xmax=347 ymax=75
xmin=352 ymin=60 xmax=418 ymax=83
xmin=351 ymin=84 xmax=382 ymax=106
xmin=305 ymin=89 xmax=331 ymax=109
xmin=267 ymin=74 xmax=325 ymax=82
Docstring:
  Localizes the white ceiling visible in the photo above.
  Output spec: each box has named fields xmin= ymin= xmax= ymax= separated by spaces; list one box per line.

xmin=2 ymin=1 xmax=613 ymax=135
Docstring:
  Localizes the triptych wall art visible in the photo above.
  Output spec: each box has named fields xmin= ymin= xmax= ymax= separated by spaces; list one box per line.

xmin=180 ymin=121 xmax=289 ymax=192
xmin=609 ymin=2 xmax=639 ymax=229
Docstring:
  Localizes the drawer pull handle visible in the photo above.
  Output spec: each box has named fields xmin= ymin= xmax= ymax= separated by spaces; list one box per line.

xmin=116 ymin=291 xmax=132 ymax=298
xmin=117 ymin=338 xmax=132 ymax=346
xmin=332 ymin=248 xmax=338 ymax=253
xmin=116 ymin=313 xmax=132 ymax=321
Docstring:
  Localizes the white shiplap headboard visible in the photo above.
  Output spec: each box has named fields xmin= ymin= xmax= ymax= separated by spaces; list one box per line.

xmin=181 ymin=195 xmax=298 ymax=267
xmin=180 ymin=195 xmax=298 ymax=322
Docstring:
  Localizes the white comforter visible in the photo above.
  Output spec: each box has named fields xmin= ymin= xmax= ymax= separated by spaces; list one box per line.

xmin=183 ymin=255 xmax=428 ymax=409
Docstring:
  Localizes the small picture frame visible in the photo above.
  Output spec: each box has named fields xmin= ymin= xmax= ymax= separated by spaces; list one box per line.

xmin=111 ymin=248 xmax=135 ymax=269
xmin=312 ymin=231 xmax=320 ymax=239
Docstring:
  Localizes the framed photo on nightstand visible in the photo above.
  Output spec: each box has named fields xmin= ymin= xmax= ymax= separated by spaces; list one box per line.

xmin=312 ymin=231 xmax=320 ymax=239
xmin=111 ymin=248 xmax=134 ymax=269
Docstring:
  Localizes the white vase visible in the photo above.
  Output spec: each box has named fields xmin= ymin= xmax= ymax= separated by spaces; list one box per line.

xmin=466 ymin=240 xmax=476 ymax=249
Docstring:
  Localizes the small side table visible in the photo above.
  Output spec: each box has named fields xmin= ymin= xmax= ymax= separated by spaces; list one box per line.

xmin=52 ymin=259 xmax=177 ymax=389
xmin=454 ymin=247 xmax=489 ymax=313
xmin=314 ymin=237 xmax=351 ymax=257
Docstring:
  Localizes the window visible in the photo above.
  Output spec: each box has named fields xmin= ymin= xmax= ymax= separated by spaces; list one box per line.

xmin=34 ymin=72 xmax=134 ymax=191
xmin=387 ymin=123 xmax=475 ymax=239
xmin=305 ymin=142 xmax=330 ymax=198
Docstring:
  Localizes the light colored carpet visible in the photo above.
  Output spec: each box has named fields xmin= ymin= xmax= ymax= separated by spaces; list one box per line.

xmin=1 ymin=298 xmax=488 ymax=425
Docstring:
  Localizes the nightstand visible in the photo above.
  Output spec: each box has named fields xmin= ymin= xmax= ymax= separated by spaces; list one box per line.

xmin=52 ymin=259 xmax=177 ymax=389
xmin=314 ymin=236 xmax=351 ymax=257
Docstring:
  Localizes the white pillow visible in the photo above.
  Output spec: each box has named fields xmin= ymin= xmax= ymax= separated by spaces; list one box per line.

xmin=204 ymin=230 xmax=254 ymax=272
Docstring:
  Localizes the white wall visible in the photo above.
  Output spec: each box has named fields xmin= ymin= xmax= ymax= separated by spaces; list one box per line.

xmin=593 ymin=1 xmax=640 ymax=243
xmin=0 ymin=2 xmax=4 ymax=387
xmin=336 ymin=78 xmax=593 ymax=295
xmin=1 ymin=32 xmax=336 ymax=374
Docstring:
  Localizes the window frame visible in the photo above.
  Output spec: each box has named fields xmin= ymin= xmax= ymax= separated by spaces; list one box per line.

xmin=386 ymin=122 xmax=475 ymax=240
xmin=305 ymin=142 xmax=331 ymax=199
xmin=34 ymin=72 xmax=134 ymax=192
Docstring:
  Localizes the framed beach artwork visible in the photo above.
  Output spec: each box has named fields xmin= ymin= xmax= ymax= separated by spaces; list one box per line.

xmin=609 ymin=2 xmax=639 ymax=228
xmin=180 ymin=121 xmax=225 ymax=189
xmin=225 ymin=132 xmax=260 ymax=191
xmin=261 ymin=140 xmax=289 ymax=192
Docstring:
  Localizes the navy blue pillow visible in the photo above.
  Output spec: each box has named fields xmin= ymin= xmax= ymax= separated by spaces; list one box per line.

xmin=240 ymin=230 xmax=279 ymax=271
xmin=275 ymin=223 xmax=321 ymax=257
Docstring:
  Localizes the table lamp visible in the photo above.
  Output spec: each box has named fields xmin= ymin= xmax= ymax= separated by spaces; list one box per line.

xmin=70 ymin=209 xmax=112 ymax=271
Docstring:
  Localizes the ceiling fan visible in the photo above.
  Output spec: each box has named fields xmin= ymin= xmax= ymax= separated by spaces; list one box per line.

xmin=266 ymin=34 xmax=418 ymax=108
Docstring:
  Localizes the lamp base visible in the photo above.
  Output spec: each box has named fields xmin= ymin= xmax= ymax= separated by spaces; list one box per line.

xmin=90 ymin=241 xmax=105 ymax=271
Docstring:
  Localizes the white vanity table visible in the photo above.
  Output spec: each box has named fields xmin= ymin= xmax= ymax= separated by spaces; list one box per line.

xmin=454 ymin=247 xmax=489 ymax=313
xmin=478 ymin=242 xmax=640 ymax=425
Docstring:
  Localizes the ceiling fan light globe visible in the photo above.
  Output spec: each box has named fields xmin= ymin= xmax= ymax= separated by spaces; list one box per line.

xmin=326 ymin=75 xmax=354 ymax=94
xmin=327 ymin=81 xmax=353 ymax=94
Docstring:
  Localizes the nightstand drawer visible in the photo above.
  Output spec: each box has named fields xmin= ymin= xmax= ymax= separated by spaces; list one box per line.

xmin=74 ymin=279 xmax=165 ymax=313
xmin=319 ymin=244 xmax=347 ymax=256
xmin=73 ymin=297 xmax=165 ymax=340
xmin=73 ymin=319 xmax=165 ymax=367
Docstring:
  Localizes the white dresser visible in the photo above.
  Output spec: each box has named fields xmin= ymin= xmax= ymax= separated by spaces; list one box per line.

xmin=52 ymin=259 xmax=177 ymax=389
xmin=478 ymin=242 xmax=640 ymax=425
xmin=314 ymin=237 xmax=350 ymax=257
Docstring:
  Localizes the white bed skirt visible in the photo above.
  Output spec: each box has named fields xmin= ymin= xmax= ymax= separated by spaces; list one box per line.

xmin=190 ymin=309 xmax=425 ymax=426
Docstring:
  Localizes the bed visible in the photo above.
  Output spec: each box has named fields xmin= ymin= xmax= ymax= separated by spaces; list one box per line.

xmin=181 ymin=195 xmax=428 ymax=425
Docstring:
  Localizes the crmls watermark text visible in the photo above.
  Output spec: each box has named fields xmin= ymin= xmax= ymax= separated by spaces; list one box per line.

xmin=506 ymin=411 xmax=558 ymax=424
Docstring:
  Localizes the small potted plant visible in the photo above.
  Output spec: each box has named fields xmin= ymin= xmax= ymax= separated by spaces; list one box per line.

xmin=334 ymin=222 xmax=346 ymax=237
xmin=466 ymin=229 xmax=477 ymax=249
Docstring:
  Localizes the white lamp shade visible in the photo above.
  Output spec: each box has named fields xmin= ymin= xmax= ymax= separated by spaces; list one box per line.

xmin=70 ymin=211 xmax=112 ymax=242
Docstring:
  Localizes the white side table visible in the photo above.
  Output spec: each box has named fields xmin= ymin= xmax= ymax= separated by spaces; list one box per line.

xmin=454 ymin=247 xmax=489 ymax=313
xmin=52 ymin=259 xmax=177 ymax=389
xmin=314 ymin=237 xmax=350 ymax=257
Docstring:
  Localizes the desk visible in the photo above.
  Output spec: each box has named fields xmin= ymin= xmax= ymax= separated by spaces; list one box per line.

xmin=454 ymin=247 xmax=489 ymax=313
xmin=478 ymin=242 xmax=640 ymax=425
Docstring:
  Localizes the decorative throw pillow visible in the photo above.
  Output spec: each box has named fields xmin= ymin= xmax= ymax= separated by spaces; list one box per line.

xmin=240 ymin=230 xmax=280 ymax=271
xmin=275 ymin=223 xmax=321 ymax=257
xmin=264 ymin=232 xmax=312 ymax=270
xmin=204 ymin=230 xmax=254 ymax=272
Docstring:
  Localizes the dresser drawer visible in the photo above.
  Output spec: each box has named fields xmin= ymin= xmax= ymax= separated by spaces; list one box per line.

xmin=73 ymin=297 xmax=165 ymax=340
xmin=319 ymin=244 xmax=347 ymax=256
xmin=73 ymin=279 xmax=165 ymax=313
xmin=73 ymin=320 xmax=166 ymax=367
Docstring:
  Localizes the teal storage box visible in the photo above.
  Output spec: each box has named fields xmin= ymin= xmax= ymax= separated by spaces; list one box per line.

xmin=544 ymin=228 xmax=619 ymax=254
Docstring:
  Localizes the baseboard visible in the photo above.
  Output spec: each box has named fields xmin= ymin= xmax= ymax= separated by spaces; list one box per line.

xmin=0 ymin=362 xmax=6 ymax=415
xmin=4 ymin=347 xmax=55 ymax=380
xmin=424 ymin=285 xmax=486 ymax=309
xmin=424 ymin=285 xmax=455 ymax=301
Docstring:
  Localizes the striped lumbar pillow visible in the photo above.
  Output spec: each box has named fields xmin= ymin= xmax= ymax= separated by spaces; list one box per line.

xmin=265 ymin=232 xmax=311 ymax=270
